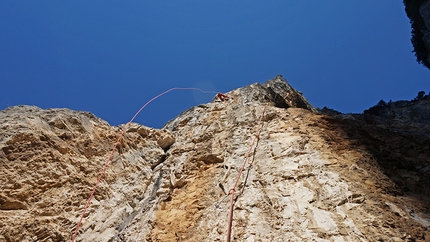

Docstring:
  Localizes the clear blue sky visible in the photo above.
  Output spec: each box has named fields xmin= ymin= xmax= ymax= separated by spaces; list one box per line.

xmin=1 ymin=1 xmax=429 ymax=128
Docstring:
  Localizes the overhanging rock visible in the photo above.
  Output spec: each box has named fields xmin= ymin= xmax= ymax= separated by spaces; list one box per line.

xmin=225 ymin=75 xmax=316 ymax=112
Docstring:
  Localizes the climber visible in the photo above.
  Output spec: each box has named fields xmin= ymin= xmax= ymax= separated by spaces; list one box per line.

xmin=213 ymin=92 xmax=229 ymax=102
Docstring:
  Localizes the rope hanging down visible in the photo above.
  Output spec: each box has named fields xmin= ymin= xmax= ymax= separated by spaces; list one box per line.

xmin=71 ymin=88 xmax=218 ymax=242
xmin=225 ymin=104 xmax=267 ymax=242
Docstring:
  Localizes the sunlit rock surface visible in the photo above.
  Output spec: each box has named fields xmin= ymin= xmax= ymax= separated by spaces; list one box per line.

xmin=1 ymin=77 xmax=429 ymax=241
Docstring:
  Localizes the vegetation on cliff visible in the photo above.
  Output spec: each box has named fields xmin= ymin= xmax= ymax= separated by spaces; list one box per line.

xmin=403 ymin=0 xmax=430 ymax=69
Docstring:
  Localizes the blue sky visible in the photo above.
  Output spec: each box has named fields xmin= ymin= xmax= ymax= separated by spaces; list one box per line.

xmin=1 ymin=1 xmax=429 ymax=128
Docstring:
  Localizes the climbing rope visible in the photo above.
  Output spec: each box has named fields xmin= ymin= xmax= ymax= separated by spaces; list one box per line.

xmin=71 ymin=87 xmax=218 ymax=242
xmin=225 ymin=103 xmax=267 ymax=242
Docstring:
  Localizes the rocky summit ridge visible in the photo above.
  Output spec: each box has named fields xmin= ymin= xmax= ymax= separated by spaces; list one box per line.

xmin=1 ymin=76 xmax=429 ymax=241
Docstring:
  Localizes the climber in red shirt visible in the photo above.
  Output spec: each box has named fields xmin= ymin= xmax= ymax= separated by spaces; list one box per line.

xmin=217 ymin=92 xmax=229 ymax=101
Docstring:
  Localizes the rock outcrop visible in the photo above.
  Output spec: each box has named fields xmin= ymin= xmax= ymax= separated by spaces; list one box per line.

xmin=0 ymin=106 xmax=175 ymax=241
xmin=1 ymin=77 xmax=429 ymax=241
xmin=404 ymin=0 xmax=430 ymax=70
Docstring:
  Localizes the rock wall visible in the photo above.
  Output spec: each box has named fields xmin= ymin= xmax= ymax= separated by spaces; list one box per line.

xmin=0 ymin=106 xmax=174 ymax=241
xmin=0 ymin=77 xmax=429 ymax=241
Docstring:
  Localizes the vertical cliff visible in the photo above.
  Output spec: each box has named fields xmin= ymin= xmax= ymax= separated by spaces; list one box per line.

xmin=1 ymin=76 xmax=429 ymax=241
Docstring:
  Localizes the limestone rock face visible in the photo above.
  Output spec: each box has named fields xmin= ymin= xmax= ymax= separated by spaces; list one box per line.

xmin=1 ymin=78 xmax=429 ymax=241
xmin=220 ymin=75 xmax=315 ymax=112
xmin=0 ymin=106 xmax=174 ymax=241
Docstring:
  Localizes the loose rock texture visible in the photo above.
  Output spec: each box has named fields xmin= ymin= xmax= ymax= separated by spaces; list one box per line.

xmin=0 ymin=106 xmax=174 ymax=241
xmin=1 ymin=76 xmax=429 ymax=241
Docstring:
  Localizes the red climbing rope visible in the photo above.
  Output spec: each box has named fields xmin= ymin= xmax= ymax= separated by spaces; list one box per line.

xmin=225 ymin=104 xmax=267 ymax=242
xmin=71 ymin=87 xmax=217 ymax=242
